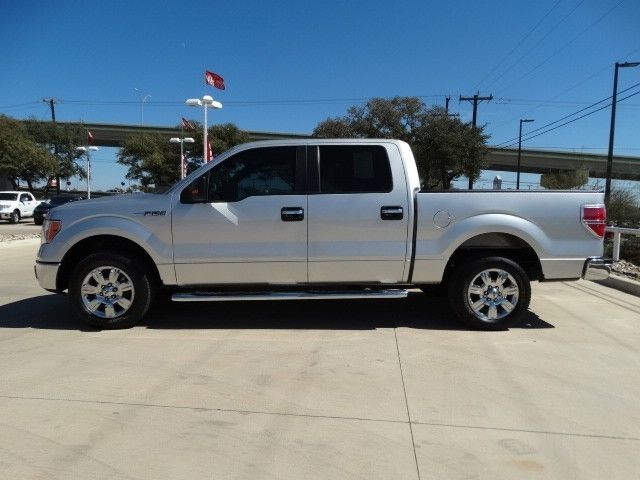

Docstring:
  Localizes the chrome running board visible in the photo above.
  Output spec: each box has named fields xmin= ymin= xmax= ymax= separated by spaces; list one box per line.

xmin=171 ymin=289 xmax=408 ymax=302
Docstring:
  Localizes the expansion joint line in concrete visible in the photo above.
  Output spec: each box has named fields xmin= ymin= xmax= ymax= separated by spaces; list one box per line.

xmin=393 ymin=328 xmax=422 ymax=480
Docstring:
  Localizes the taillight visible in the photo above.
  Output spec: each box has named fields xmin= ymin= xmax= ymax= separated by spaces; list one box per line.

xmin=582 ymin=204 xmax=606 ymax=238
xmin=42 ymin=219 xmax=62 ymax=244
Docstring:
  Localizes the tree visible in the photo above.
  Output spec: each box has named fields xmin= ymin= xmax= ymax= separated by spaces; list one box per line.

xmin=118 ymin=133 xmax=179 ymax=190
xmin=22 ymin=119 xmax=86 ymax=192
xmin=607 ymin=187 xmax=640 ymax=227
xmin=540 ymin=169 xmax=588 ymax=190
xmin=118 ymin=122 xmax=250 ymax=189
xmin=0 ymin=115 xmax=57 ymax=190
xmin=415 ymin=112 xmax=489 ymax=189
xmin=313 ymin=97 xmax=489 ymax=189
xmin=209 ymin=123 xmax=250 ymax=157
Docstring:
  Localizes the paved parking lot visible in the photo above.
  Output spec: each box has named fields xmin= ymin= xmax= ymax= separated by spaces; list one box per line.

xmin=0 ymin=239 xmax=639 ymax=479
xmin=0 ymin=220 xmax=41 ymax=237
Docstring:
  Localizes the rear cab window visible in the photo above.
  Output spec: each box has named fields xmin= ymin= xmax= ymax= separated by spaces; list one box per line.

xmin=317 ymin=145 xmax=392 ymax=194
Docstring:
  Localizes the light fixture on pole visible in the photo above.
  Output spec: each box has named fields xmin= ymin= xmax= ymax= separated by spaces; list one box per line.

xmin=170 ymin=137 xmax=195 ymax=179
xmin=517 ymin=119 xmax=534 ymax=190
xmin=605 ymin=61 xmax=639 ymax=204
xmin=76 ymin=146 xmax=99 ymax=199
xmin=186 ymin=95 xmax=222 ymax=164
xmin=134 ymin=88 xmax=151 ymax=126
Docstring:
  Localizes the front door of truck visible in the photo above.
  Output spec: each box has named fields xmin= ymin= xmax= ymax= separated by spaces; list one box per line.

xmin=172 ymin=146 xmax=308 ymax=286
xmin=307 ymin=143 xmax=410 ymax=283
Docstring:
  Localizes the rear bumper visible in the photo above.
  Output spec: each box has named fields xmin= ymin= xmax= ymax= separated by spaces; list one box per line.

xmin=582 ymin=257 xmax=612 ymax=281
xmin=34 ymin=261 xmax=60 ymax=292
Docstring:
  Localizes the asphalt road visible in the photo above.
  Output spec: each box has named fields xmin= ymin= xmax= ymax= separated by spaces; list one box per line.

xmin=0 ymin=239 xmax=639 ymax=480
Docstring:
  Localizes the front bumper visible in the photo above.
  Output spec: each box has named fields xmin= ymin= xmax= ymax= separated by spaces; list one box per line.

xmin=34 ymin=261 xmax=60 ymax=291
xmin=582 ymin=257 xmax=612 ymax=281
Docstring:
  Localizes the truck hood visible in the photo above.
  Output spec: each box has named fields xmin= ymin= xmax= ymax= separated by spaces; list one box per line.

xmin=47 ymin=193 xmax=172 ymax=220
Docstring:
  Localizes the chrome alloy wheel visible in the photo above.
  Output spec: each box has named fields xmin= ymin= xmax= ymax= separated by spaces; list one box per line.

xmin=80 ymin=266 xmax=135 ymax=319
xmin=466 ymin=268 xmax=519 ymax=321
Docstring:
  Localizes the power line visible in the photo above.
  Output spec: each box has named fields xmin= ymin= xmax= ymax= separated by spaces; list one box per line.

xmin=474 ymin=0 xmax=564 ymax=90
xmin=487 ymin=45 xmax=640 ymax=132
xmin=499 ymin=88 xmax=640 ymax=148
xmin=494 ymin=80 xmax=640 ymax=146
xmin=497 ymin=0 xmax=626 ymax=93
xmin=485 ymin=0 xmax=587 ymax=90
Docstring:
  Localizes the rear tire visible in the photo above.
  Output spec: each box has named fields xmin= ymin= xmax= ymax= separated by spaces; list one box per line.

xmin=9 ymin=210 xmax=20 ymax=224
xmin=448 ymin=256 xmax=531 ymax=330
xmin=69 ymin=252 xmax=154 ymax=329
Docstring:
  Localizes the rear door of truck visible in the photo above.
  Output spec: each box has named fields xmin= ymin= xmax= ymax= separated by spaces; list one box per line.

xmin=306 ymin=142 xmax=410 ymax=283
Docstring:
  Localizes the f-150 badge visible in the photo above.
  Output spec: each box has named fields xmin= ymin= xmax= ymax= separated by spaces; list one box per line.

xmin=134 ymin=210 xmax=166 ymax=216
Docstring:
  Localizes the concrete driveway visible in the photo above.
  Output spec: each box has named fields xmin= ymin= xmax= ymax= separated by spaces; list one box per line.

xmin=0 ymin=239 xmax=639 ymax=480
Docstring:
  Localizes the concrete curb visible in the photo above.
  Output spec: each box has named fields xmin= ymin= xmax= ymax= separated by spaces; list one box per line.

xmin=594 ymin=274 xmax=640 ymax=297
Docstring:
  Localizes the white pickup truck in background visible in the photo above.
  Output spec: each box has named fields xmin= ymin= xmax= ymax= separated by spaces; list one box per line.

xmin=0 ymin=191 xmax=41 ymax=223
xmin=35 ymin=139 xmax=611 ymax=330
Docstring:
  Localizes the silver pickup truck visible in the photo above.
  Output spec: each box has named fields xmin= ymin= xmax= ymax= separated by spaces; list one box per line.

xmin=35 ymin=139 xmax=611 ymax=330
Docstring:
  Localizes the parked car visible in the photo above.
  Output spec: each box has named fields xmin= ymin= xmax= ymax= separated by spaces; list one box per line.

xmin=0 ymin=191 xmax=41 ymax=223
xmin=35 ymin=139 xmax=611 ymax=330
xmin=33 ymin=195 xmax=84 ymax=225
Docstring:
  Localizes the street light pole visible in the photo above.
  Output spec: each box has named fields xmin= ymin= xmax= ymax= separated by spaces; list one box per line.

xmin=76 ymin=146 xmax=99 ymax=199
xmin=134 ymin=88 xmax=151 ymax=126
xmin=170 ymin=137 xmax=195 ymax=179
xmin=186 ymin=96 xmax=222 ymax=164
xmin=517 ymin=119 xmax=534 ymax=190
xmin=605 ymin=61 xmax=639 ymax=204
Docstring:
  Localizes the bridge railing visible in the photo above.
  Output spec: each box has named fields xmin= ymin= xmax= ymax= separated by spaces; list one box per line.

xmin=606 ymin=226 xmax=640 ymax=261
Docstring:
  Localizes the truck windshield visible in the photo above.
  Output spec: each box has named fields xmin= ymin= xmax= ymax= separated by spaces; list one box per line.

xmin=0 ymin=193 xmax=18 ymax=201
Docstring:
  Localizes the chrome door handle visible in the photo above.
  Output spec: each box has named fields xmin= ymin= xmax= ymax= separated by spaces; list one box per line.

xmin=381 ymin=206 xmax=403 ymax=220
xmin=281 ymin=207 xmax=304 ymax=221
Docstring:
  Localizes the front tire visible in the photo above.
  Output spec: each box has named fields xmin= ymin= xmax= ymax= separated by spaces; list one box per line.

xmin=448 ymin=256 xmax=531 ymax=330
xmin=69 ymin=252 xmax=154 ymax=329
xmin=9 ymin=210 xmax=20 ymax=224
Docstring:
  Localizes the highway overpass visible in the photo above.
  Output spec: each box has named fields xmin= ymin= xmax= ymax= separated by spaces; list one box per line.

xmin=27 ymin=120 xmax=640 ymax=180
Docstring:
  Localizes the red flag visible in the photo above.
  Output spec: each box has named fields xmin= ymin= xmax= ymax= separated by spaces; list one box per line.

xmin=87 ymin=130 xmax=94 ymax=144
xmin=207 ymin=142 xmax=213 ymax=162
xmin=205 ymin=70 xmax=225 ymax=90
xmin=181 ymin=117 xmax=195 ymax=130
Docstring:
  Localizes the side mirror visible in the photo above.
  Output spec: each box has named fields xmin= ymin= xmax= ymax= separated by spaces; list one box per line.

xmin=180 ymin=174 xmax=208 ymax=204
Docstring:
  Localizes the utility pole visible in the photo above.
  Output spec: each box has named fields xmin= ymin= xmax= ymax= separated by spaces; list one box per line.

xmin=43 ymin=98 xmax=60 ymax=193
xmin=459 ymin=93 xmax=493 ymax=189
xmin=43 ymin=98 xmax=57 ymax=122
xmin=445 ymin=96 xmax=450 ymax=114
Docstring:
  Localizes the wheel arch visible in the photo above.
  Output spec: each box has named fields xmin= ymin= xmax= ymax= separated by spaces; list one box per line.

xmin=442 ymin=232 xmax=543 ymax=284
xmin=57 ymin=235 xmax=161 ymax=292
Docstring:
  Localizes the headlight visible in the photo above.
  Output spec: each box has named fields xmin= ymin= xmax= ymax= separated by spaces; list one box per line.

xmin=42 ymin=219 xmax=62 ymax=244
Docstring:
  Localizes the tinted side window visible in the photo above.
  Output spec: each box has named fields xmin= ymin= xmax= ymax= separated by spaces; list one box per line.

xmin=209 ymin=147 xmax=297 ymax=202
xmin=319 ymin=146 xmax=392 ymax=194
xmin=20 ymin=194 xmax=30 ymax=202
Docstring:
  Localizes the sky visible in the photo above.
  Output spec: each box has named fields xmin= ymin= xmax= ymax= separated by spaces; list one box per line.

xmin=1 ymin=0 xmax=639 ymax=190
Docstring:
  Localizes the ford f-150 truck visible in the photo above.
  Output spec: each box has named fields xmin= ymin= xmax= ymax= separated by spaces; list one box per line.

xmin=35 ymin=139 xmax=611 ymax=330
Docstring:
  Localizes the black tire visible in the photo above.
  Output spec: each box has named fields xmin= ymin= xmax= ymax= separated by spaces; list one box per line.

xmin=68 ymin=252 xmax=154 ymax=329
xmin=34 ymin=218 xmax=43 ymax=225
xmin=447 ymin=256 xmax=531 ymax=330
xmin=9 ymin=210 xmax=20 ymax=224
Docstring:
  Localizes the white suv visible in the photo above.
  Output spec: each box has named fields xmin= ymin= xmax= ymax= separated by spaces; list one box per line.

xmin=0 ymin=191 xmax=40 ymax=223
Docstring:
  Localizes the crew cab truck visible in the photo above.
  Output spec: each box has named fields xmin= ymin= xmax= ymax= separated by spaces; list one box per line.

xmin=35 ymin=139 xmax=611 ymax=330
xmin=0 ymin=191 xmax=40 ymax=223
